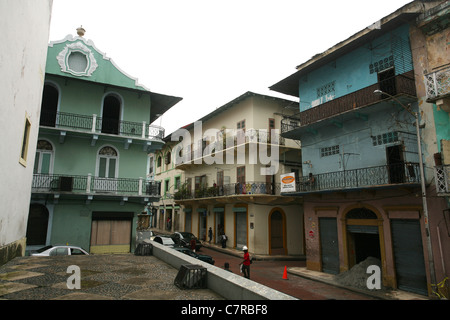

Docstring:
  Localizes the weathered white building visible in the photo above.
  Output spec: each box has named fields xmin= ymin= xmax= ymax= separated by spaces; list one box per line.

xmin=151 ymin=92 xmax=305 ymax=257
xmin=0 ymin=0 xmax=53 ymax=264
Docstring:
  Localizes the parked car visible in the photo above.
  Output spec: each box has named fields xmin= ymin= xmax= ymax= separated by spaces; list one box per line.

xmin=173 ymin=247 xmax=215 ymax=265
xmin=148 ymin=230 xmax=159 ymax=240
xmin=137 ymin=229 xmax=159 ymax=242
xmin=170 ymin=232 xmax=202 ymax=251
xmin=31 ymin=245 xmax=89 ymax=256
xmin=153 ymin=236 xmax=175 ymax=247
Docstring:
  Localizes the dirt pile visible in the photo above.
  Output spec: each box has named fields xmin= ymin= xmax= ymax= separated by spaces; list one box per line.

xmin=335 ymin=257 xmax=390 ymax=292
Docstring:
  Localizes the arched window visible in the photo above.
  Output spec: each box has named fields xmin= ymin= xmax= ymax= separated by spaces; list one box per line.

xmin=97 ymin=146 xmax=118 ymax=178
xmin=346 ymin=208 xmax=378 ymax=219
xmin=101 ymin=94 xmax=121 ymax=135
xmin=165 ymin=151 xmax=171 ymax=165
xmin=40 ymin=83 xmax=59 ymax=127
xmin=157 ymin=156 xmax=162 ymax=168
xmin=34 ymin=140 xmax=54 ymax=174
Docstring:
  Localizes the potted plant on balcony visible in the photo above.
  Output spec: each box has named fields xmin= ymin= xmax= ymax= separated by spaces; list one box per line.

xmin=174 ymin=182 xmax=190 ymax=200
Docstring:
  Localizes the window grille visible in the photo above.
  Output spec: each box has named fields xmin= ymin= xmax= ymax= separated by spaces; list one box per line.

xmin=317 ymin=81 xmax=335 ymax=98
xmin=372 ymin=132 xmax=399 ymax=146
xmin=369 ymin=55 xmax=394 ymax=74
xmin=320 ymin=145 xmax=340 ymax=157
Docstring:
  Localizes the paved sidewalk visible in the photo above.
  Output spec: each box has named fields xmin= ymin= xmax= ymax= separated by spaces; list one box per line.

xmin=201 ymin=242 xmax=428 ymax=300
xmin=0 ymin=254 xmax=223 ymax=300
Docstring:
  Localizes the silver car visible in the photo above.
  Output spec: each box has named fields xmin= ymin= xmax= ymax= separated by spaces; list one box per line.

xmin=31 ymin=245 xmax=89 ymax=256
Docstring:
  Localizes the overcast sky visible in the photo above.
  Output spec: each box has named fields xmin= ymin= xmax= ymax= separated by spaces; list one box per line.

xmin=49 ymin=0 xmax=413 ymax=135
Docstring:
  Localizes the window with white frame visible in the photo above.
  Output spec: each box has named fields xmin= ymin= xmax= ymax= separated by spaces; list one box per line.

xmin=34 ymin=140 xmax=54 ymax=174
xmin=96 ymin=146 xmax=118 ymax=178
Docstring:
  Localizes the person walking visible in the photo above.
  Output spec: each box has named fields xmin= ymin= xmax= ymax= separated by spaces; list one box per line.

xmin=190 ymin=237 xmax=196 ymax=252
xmin=221 ymin=233 xmax=227 ymax=248
xmin=241 ymin=246 xmax=251 ymax=279
xmin=208 ymin=227 xmax=213 ymax=244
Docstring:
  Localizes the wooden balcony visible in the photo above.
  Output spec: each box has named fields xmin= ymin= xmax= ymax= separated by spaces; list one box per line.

xmin=281 ymin=72 xmax=416 ymax=137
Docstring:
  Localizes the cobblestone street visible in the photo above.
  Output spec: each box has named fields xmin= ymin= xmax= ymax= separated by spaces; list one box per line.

xmin=0 ymin=254 xmax=223 ymax=300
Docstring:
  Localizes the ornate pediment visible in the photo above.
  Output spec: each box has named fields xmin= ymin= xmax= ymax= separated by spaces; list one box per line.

xmin=56 ymin=41 xmax=98 ymax=77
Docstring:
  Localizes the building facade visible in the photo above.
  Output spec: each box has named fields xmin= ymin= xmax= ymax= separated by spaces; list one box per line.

xmin=147 ymin=135 xmax=186 ymax=233
xmin=411 ymin=0 xmax=450 ymax=298
xmin=271 ymin=1 xmax=449 ymax=297
xmin=0 ymin=0 xmax=53 ymax=265
xmin=151 ymin=92 xmax=305 ymax=256
xmin=27 ymin=30 xmax=181 ymax=254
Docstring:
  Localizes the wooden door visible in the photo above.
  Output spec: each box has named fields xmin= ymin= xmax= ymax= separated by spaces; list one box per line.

xmin=90 ymin=219 xmax=131 ymax=254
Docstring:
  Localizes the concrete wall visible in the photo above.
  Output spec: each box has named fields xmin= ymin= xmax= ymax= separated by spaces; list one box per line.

xmin=0 ymin=0 xmax=53 ymax=265
xmin=150 ymin=240 xmax=297 ymax=300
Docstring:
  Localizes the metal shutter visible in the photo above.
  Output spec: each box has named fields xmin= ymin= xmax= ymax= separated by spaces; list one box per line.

xmin=391 ymin=219 xmax=428 ymax=295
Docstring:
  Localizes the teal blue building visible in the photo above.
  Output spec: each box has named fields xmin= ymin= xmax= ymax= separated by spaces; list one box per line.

xmin=27 ymin=30 xmax=181 ymax=254
xmin=270 ymin=1 xmax=449 ymax=297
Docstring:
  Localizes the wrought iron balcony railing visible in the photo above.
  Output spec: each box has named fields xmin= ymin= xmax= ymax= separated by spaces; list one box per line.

xmin=281 ymin=72 xmax=416 ymax=133
xmin=282 ymin=163 xmax=420 ymax=194
xmin=175 ymin=129 xmax=285 ymax=168
xmin=32 ymin=173 xmax=161 ymax=197
xmin=435 ymin=165 xmax=450 ymax=195
xmin=425 ymin=66 xmax=450 ymax=101
xmin=173 ymin=181 xmax=281 ymax=200
xmin=39 ymin=111 xmax=165 ymax=140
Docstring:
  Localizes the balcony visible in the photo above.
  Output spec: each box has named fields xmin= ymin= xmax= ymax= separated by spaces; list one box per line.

xmin=32 ymin=173 xmax=161 ymax=202
xmin=175 ymin=128 xmax=287 ymax=170
xmin=435 ymin=165 xmax=450 ymax=196
xmin=281 ymin=72 xmax=416 ymax=138
xmin=39 ymin=111 xmax=165 ymax=151
xmin=425 ymin=66 xmax=450 ymax=102
xmin=174 ymin=181 xmax=281 ymax=199
xmin=170 ymin=181 xmax=303 ymax=205
xmin=281 ymin=163 xmax=421 ymax=195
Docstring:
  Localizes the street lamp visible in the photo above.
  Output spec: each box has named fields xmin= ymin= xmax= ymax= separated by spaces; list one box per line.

xmin=374 ymin=89 xmax=437 ymax=291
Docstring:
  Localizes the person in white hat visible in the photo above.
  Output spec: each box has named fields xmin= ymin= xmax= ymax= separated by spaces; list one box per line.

xmin=241 ymin=246 xmax=251 ymax=279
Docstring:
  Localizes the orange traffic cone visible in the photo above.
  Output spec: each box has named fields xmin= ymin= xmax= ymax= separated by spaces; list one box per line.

xmin=283 ymin=266 xmax=288 ymax=280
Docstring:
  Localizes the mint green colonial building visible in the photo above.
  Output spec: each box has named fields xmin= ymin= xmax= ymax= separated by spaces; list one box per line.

xmin=27 ymin=30 xmax=181 ymax=254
